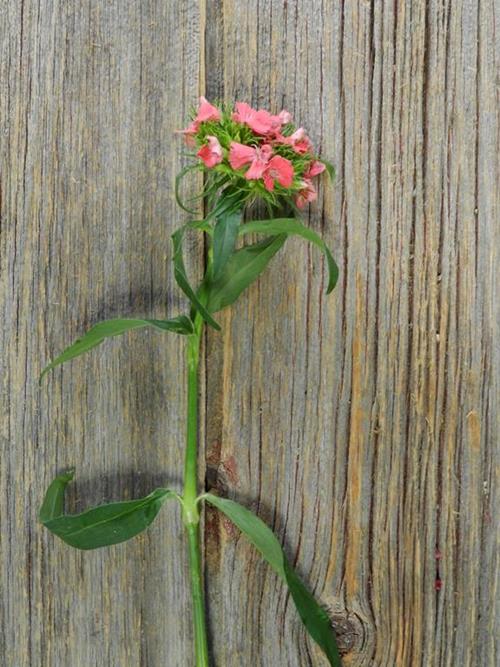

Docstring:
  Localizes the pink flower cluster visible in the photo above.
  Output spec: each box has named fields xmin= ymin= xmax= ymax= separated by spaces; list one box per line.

xmin=180 ymin=97 xmax=327 ymax=209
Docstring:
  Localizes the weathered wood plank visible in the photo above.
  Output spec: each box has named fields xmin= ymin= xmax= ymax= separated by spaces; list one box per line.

xmin=1 ymin=1 xmax=497 ymax=666
xmin=0 ymin=2 xmax=204 ymax=666
xmin=203 ymin=2 xmax=498 ymax=666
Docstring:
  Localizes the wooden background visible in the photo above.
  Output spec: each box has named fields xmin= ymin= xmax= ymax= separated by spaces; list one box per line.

xmin=1 ymin=1 xmax=497 ymax=665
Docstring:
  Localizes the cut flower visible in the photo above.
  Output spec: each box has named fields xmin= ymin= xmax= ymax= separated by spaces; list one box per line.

xmin=177 ymin=98 xmax=331 ymax=209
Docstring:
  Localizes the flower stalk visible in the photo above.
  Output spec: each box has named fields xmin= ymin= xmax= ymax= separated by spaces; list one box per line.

xmin=181 ymin=311 xmax=210 ymax=666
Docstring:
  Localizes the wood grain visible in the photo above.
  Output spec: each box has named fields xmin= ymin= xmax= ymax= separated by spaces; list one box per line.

xmin=1 ymin=1 xmax=498 ymax=666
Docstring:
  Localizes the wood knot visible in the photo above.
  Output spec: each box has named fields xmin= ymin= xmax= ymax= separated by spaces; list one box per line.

xmin=327 ymin=608 xmax=367 ymax=656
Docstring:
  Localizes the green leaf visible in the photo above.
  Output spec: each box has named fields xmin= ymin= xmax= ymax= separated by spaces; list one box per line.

xmin=239 ymin=218 xmax=339 ymax=293
xmin=39 ymin=470 xmax=176 ymax=550
xmin=40 ymin=316 xmax=194 ymax=382
xmin=204 ymin=494 xmax=342 ymax=666
xmin=321 ymin=159 xmax=336 ymax=180
xmin=39 ymin=468 xmax=76 ymax=523
xmin=205 ymin=235 xmax=287 ymax=313
xmin=212 ymin=209 xmax=242 ymax=278
xmin=210 ymin=188 xmax=245 ymax=219
xmin=175 ymin=164 xmax=202 ymax=215
xmin=171 ymin=228 xmax=221 ymax=330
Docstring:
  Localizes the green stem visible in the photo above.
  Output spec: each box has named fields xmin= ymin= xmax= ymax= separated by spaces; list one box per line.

xmin=186 ymin=521 xmax=209 ymax=666
xmin=182 ymin=312 xmax=209 ymax=667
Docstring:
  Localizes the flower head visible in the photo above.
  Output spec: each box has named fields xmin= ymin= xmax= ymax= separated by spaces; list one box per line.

xmin=177 ymin=98 xmax=330 ymax=210
xmin=229 ymin=142 xmax=273 ymax=178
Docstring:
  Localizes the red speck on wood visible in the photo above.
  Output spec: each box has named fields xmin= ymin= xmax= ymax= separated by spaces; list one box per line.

xmin=222 ymin=456 xmax=239 ymax=485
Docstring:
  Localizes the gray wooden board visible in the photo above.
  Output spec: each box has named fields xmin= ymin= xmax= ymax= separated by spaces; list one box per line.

xmin=0 ymin=1 xmax=498 ymax=665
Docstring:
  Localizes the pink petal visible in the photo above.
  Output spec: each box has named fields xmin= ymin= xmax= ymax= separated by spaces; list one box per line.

xmin=281 ymin=127 xmax=314 ymax=154
xmin=278 ymin=109 xmax=292 ymax=124
xmin=180 ymin=120 xmax=199 ymax=134
xmin=197 ymin=135 xmax=223 ymax=168
xmin=245 ymin=144 xmax=273 ymax=180
xmin=304 ymin=160 xmax=326 ymax=179
xmin=232 ymin=102 xmax=277 ymax=135
xmin=268 ymin=114 xmax=285 ymax=134
xmin=232 ymin=102 xmax=255 ymax=124
xmin=266 ymin=155 xmax=294 ymax=188
xmin=271 ymin=132 xmax=287 ymax=144
xmin=229 ymin=142 xmax=257 ymax=169
xmin=207 ymin=135 xmax=223 ymax=157
xmin=260 ymin=144 xmax=273 ymax=160
xmin=290 ymin=128 xmax=306 ymax=142
xmin=295 ymin=179 xmax=317 ymax=208
xmin=245 ymin=156 xmax=269 ymax=179
xmin=262 ymin=171 xmax=275 ymax=191
xmin=178 ymin=120 xmax=199 ymax=146
xmin=293 ymin=138 xmax=314 ymax=154
xmin=246 ymin=109 xmax=274 ymax=135
xmin=196 ymin=96 xmax=221 ymax=123
xmin=295 ymin=193 xmax=306 ymax=209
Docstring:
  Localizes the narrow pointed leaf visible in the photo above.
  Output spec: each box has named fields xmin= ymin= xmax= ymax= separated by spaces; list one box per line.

xmin=283 ymin=558 xmax=342 ymax=666
xmin=175 ymin=164 xmax=202 ymax=215
xmin=204 ymin=494 xmax=342 ymax=666
xmin=205 ymin=235 xmax=287 ymax=313
xmin=40 ymin=471 xmax=175 ymax=550
xmin=239 ymin=218 xmax=339 ymax=293
xmin=212 ymin=209 xmax=242 ymax=278
xmin=40 ymin=316 xmax=193 ymax=382
xmin=210 ymin=188 xmax=245 ymax=220
xmin=171 ymin=228 xmax=221 ymax=330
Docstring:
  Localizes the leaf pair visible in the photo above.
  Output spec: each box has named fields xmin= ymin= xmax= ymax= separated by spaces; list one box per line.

xmin=39 ymin=470 xmax=176 ymax=549
xmin=40 ymin=215 xmax=338 ymax=380
xmin=194 ymin=213 xmax=339 ymax=316
xmin=39 ymin=474 xmax=341 ymax=665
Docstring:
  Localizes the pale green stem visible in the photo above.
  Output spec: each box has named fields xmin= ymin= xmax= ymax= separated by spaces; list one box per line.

xmin=182 ymin=312 xmax=209 ymax=667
